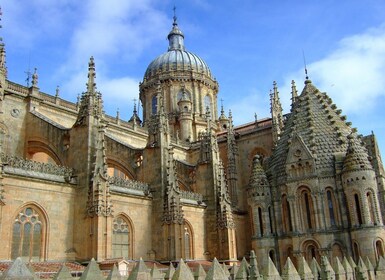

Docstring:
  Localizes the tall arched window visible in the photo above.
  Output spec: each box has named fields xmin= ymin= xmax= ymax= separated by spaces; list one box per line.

xmin=331 ymin=243 xmax=344 ymax=259
xmin=354 ymin=194 xmax=363 ymax=225
xmin=282 ymin=195 xmax=293 ymax=232
xmin=112 ymin=215 xmax=133 ymax=259
xmin=353 ymin=241 xmax=360 ymax=262
xmin=300 ymin=188 xmax=315 ymax=231
xmin=268 ymin=206 xmax=274 ymax=234
xmin=183 ymin=220 xmax=194 ymax=259
xmin=326 ymin=190 xmax=336 ymax=227
xmin=151 ymin=95 xmax=158 ymax=115
xmin=367 ymin=192 xmax=375 ymax=224
xmin=376 ymin=240 xmax=384 ymax=261
xmin=204 ymin=95 xmax=211 ymax=116
xmin=11 ymin=206 xmax=46 ymax=261
xmin=257 ymin=207 xmax=264 ymax=236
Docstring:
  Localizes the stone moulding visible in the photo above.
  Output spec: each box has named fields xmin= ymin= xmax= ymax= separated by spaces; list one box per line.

xmin=2 ymin=153 xmax=76 ymax=184
xmin=180 ymin=190 xmax=203 ymax=203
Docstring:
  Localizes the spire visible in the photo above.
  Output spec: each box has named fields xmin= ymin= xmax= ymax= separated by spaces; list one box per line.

xmin=129 ymin=99 xmax=142 ymax=125
xmin=74 ymin=57 xmax=104 ymax=126
xmin=0 ymin=6 xmax=6 ymax=75
xmin=167 ymin=7 xmax=185 ymax=51
xmin=291 ymin=80 xmax=298 ymax=107
xmin=87 ymin=56 xmax=96 ymax=93
xmin=270 ymin=81 xmax=283 ymax=145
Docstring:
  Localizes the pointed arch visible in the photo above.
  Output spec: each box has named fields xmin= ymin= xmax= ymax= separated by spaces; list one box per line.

xmin=10 ymin=202 xmax=49 ymax=261
xmin=112 ymin=213 xmax=134 ymax=259
xmin=183 ymin=219 xmax=194 ymax=260
xmin=107 ymin=158 xmax=135 ymax=180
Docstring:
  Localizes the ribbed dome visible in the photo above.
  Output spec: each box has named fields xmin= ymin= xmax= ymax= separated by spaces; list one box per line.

xmin=144 ymin=50 xmax=213 ymax=80
xmin=143 ymin=17 xmax=213 ymax=81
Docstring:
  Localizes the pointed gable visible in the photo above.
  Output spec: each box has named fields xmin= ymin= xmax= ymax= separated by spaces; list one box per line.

xmin=268 ymin=80 xmax=355 ymax=185
xmin=285 ymin=133 xmax=316 ymax=180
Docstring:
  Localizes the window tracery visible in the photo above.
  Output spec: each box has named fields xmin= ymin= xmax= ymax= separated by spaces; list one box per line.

xmin=11 ymin=206 xmax=45 ymax=261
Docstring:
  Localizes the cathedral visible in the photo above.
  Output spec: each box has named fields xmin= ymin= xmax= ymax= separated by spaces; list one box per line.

xmin=0 ymin=12 xmax=384 ymax=272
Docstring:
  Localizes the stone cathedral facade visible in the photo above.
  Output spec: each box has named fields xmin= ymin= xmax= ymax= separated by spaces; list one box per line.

xmin=0 ymin=15 xmax=384 ymax=271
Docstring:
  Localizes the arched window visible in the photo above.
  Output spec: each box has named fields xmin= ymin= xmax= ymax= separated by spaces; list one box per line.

xmin=204 ymin=95 xmax=211 ymax=116
xmin=376 ymin=240 xmax=384 ymax=261
xmin=268 ymin=206 xmax=274 ymax=234
xmin=299 ymin=188 xmax=315 ymax=231
xmin=151 ymin=95 xmax=158 ymax=115
xmin=282 ymin=195 xmax=293 ymax=233
xmin=354 ymin=194 xmax=363 ymax=225
xmin=107 ymin=161 xmax=135 ymax=180
xmin=269 ymin=249 xmax=276 ymax=265
xmin=11 ymin=206 xmax=46 ymax=261
xmin=367 ymin=192 xmax=375 ymax=224
xmin=257 ymin=207 xmax=264 ymax=236
xmin=326 ymin=190 xmax=336 ymax=227
xmin=303 ymin=240 xmax=319 ymax=263
xmin=183 ymin=220 xmax=194 ymax=259
xmin=112 ymin=215 xmax=133 ymax=259
xmin=331 ymin=243 xmax=344 ymax=260
xmin=353 ymin=241 xmax=360 ymax=262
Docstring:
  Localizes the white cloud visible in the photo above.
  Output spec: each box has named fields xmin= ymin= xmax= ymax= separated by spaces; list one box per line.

xmin=282 ymin=23 xmax=385 ymax=115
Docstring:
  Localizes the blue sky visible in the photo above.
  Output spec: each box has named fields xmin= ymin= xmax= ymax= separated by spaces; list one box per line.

xmin=2 ymin=0 xmax=385 ymax=154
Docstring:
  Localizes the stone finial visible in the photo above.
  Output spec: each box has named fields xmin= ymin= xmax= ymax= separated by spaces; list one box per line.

xmin=107 ymin=265 xmax=122 ymax=280
xmin=249 ymin=250 xmax=262 ymax=280
xmin=333 ymin=257 xmax=346 ymax=280
xmin=165 ymin=263 xmax=175 ymax=280
xmin=291 ymin=80 xmax=298 ymax=107
xmin=310 ymin=258 xmax=321 ymax=279
xmin=355 ymin=257 xmax=369 ymax=280
xmin=375 ymin=256 xmax=385 ymax=278
xmin=320 ymin=256 xmax=335 ymax=280
xmin=194 ymin=264 xmax=206 ymax=280
xmin=235 ymin=258 xmax=249 ymax=280
xmin=128 ymin=258 xmax=151 ymax=280
xmin=0 ymin=257 xmax=36 ymax=280
xmin=296 ymin=257 xmax=314 ymax=280
xmin=222 ymin=263 xmax=230 ymax=279
xmin=348 ymin=257 xmax=357 ymax=271
xmin=172 ymin=259 xmax=194 ymax=280
xmin=342 ymin=257 xmax=354 ymax=280
xmin=79 ymin=258 xmax=104 ymax=280
xmin=281 ymin=257 xmax=300 ymax=280
xmin=53 ymin=264 xmax=73 ymax=280
xmin=205 ymin=258 xmax=227 ymax=280
xmin=230 ymin=263 xmax=239 ymax=280
xmin=364 ymin=257 xmax=375 ymax=280
xmin=263 ymin=257 xmax=281 ymax=280
xmin=151 ymin=264 xmax=165 ymax=280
